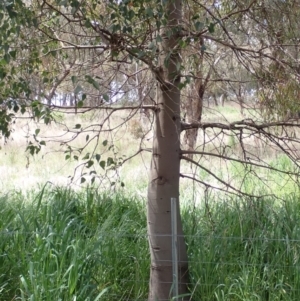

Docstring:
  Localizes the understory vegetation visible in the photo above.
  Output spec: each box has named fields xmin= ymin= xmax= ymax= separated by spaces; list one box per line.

xmin=1 ymin=186 xmax=300 ymax=301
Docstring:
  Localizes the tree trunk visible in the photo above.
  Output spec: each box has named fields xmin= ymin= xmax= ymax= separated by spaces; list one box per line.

xmin=148 ymin=85 xmax=189 ymax=300
xmin=147 ymin=0 xmax=189 ymax=300
xmin=183 ymin=36 xmax=211 ymax=159
xmin=183 ymin=77 xmax=205 ymax=159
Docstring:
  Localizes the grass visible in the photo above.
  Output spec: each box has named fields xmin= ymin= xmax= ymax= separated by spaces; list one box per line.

xmin=0 ymin=186 xmax=149 ymax=301
xmin=1 ymin=186 xmax=300 ymax=300
xmin=184 ymin=196 xmax=300 ymax=301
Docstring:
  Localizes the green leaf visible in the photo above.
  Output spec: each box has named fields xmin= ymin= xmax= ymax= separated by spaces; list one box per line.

xmin=13 ymin=104 xmax=19 ymax=113
xmin=71 ymin=75 xmax=77 ymax=84
xmin=110 ymin=13 xmax=116 ymax=20
xmin=123 ymin=26 xmax=132 ymax=33
xmin=102 ymin=140 xmax=108 ymax=146
xmin=77 ymin=100 xmax=83 ymax=108
xmin=148 ymin=41 xmax=156 ymax=50
xmin=208 ymin=23 xmax=215 ymax=33
xmin=103 ymin=94 xmax=109 ymax=102
xmin=156 ymin=20 xmax=161 ymax=30
xmin=128 ymin=10 xmax=135 ymax=20
xmin=42 ymin=46 xmax=49 ymax=54
xmin=145 ymin=7 xmax=153 ymax=18
xmin=44 ymin=116 xmax=51 ymax=125
xmin=86 ymin=160 xmax=94 ymax=168
xmin=107 ymin=157 xmax=114 ymax=166
xmin=85 ymin=75 xmax=100 ymax=90
xmin=9 ymin=50 xmax=16 ymax=59
xmin=138 ymin=50 xmax=146 ymax=58
xmin=179 ymin=81 xmax=187 ymax=90
xmin=35 ymin=129 xmax=40 ymax=136
xmin=195 ymin=21 xmax=204 ymax=31
xmin=74 ymin=84 xmax=82 ymax=95
xmin=0 ymin=68 xmax=7 ymax=80
xmin=111 ymin=24 xmax=121 ymax=33
xmin=6 ymin=4 xmax=18 ymax=18
xmin=74 ymin=124 xmax=81 ymax=129
xmin=95 ymin=154 xmax=101 ymax=162
xmin=86 ymin=134 xmax=89 ymax=142
xmin=50 ymin=50 xmax=57 ymax=58
xmin=179 ymin=39 xmax=187 ymax=48
xmin=100 ymin=160 xmax=106 ymax=169
xmin=80 ymin=177 xmax=86 ymax=184
xmin=26 ymin=143 xmax=41 ymax=156
xmin=4 ymin=53 xmax=10 ymax=64
xmin=82 ymin=153 xmax=90 ymax=160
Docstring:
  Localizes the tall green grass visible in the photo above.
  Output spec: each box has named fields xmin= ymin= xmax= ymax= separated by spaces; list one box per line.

xmin=184 ymin=196 xmax=300 ymax=301
xmin=1 ymin=187 xmax=300 ymax=300
xmin=0 ymin=187 xmax=148 ymax=301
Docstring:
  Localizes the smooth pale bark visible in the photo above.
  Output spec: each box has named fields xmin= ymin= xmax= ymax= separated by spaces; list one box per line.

xmin=147 ymin=85 xmax=189 ymax=301
xmin=147 ymin=0 xmax=189 ymax=300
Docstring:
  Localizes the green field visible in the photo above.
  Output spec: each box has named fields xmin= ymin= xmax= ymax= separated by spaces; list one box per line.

xmin=1 ymin=186 xmax=300 ymax=301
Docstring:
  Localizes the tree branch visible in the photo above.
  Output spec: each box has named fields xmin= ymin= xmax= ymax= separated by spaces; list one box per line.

xmin=180 ymin=150 xmax=300 ymax=177
xmin=181 ymin=120 xmax=300 ymax=132
xmin=46 ymin=104 xmax=157 ymax=114
xmin=181 ymin=155 xmax=260 ymax=198
xmin=179 ymin=173 xmax=276 ymax=199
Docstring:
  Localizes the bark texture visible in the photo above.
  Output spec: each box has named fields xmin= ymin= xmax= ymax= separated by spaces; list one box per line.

xmin=147 ymin=0 xmax=189 ymax=300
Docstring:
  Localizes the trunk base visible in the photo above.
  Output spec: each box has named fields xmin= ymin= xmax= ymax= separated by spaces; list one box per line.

xmin=148 ymin=264 xmax=189 ymax=301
